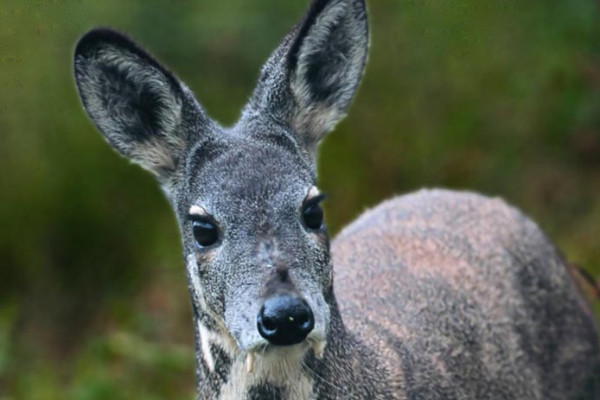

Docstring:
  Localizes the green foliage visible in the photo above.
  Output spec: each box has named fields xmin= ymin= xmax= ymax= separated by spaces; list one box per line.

xmin=0 ymin=0 xmax=599 ymax=398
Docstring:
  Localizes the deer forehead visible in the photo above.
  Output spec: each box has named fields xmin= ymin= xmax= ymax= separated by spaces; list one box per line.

xmin=182 ymin=140 xmax=314 ymax=207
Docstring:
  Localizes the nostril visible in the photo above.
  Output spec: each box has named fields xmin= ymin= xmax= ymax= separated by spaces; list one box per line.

xmin=297 ymin=311 xmax=313 ymax=331
xmin=259 ymin=307 xmax=277 ymax=332
xmin=294 ymin=307 xmax=313 ymax=331
xmin=257 ymin=295 xmax=315 ymax=346
xmin=296 ymin=312 xmax=308 ymax=326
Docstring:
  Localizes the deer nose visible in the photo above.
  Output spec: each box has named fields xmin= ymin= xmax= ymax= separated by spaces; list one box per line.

xmin=257 ymin=295 xmax=315 ymax=346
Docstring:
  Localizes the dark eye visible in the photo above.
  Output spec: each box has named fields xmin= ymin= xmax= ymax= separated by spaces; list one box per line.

xmin=302 ymin=201 xmax=324 ymax=230
xmin=192 ymin=219 xmax=219 ymax=248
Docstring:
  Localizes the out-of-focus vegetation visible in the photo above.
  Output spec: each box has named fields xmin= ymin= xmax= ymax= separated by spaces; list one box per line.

xmin=1 ymin=0 xmax=599 ymax=398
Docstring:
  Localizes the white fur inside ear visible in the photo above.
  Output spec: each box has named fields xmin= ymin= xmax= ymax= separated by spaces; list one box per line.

xmin=76 ymin=42 xmax=183 ymax=175
xmin=290 ymin=0 xmax=368 ymax=145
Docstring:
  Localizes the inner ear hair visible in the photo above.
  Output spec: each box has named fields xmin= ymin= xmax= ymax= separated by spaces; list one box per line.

xmin=74 ymin=29 xmax=188 ymax=178
xmin=289 ymin=0 xmax=369 ymax=144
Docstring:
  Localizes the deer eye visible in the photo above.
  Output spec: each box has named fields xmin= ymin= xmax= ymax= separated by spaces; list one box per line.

xmin=302 ymin=196 xmax=326 ymax=230
xmin=192 ymin=218 xmax=219 ymax=248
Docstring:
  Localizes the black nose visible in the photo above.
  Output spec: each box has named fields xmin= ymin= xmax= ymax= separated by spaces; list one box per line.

xmin=257 ymin=295 xmax=315 ymax=346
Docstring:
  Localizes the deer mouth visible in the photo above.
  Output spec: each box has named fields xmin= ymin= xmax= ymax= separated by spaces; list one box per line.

xmin=244 ymin=335 xmax=327 ymax=374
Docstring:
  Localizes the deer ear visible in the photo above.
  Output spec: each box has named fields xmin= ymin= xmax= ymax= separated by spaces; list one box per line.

xmin=74 ymin=29 xmax=209 ymax=179
xmin=248 ymin=0 xmax=369 ymax=153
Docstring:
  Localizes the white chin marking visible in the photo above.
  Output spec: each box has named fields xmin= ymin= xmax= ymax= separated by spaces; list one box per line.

xmin=219 ymin=344 xmax=315 ymax=399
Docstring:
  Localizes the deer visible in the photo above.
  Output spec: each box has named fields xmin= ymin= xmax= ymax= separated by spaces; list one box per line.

xmin=73 ymin=0 xmax=600 ymax=398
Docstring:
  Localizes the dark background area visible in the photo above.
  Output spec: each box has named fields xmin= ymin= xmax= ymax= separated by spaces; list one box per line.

xmin=1 ymin=0 xmax=599 ymax=398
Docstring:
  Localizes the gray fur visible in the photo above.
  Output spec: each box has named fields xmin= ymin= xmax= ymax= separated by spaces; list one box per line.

xmin=73 ymin=29 xmax=216 ymax=184
xmin=73 ymin=0 xmax=600 ymax=399
xmin=244 ymin=0 xmax=368 ymax=158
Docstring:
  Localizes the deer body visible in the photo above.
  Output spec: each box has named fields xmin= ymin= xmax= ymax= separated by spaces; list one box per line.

xmin=331 ymin=189 xmax=599 ymax=399
xmin=73 ymin=0 xmax=600 ymax=398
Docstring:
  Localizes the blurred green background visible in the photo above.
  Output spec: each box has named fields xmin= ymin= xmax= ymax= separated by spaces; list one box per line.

xmin=1 ymin=0 xmax=600 ymax=398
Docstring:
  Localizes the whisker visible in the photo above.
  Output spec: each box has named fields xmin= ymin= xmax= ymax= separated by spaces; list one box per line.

xmin=300 ymin=359 xmax=346 ymax=393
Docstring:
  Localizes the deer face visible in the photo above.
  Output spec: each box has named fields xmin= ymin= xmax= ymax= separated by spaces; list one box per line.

xmin=74 ymin=0 xmax=368 ymax=362
xmin=177 ymin=123 xmax=332 ymax=353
